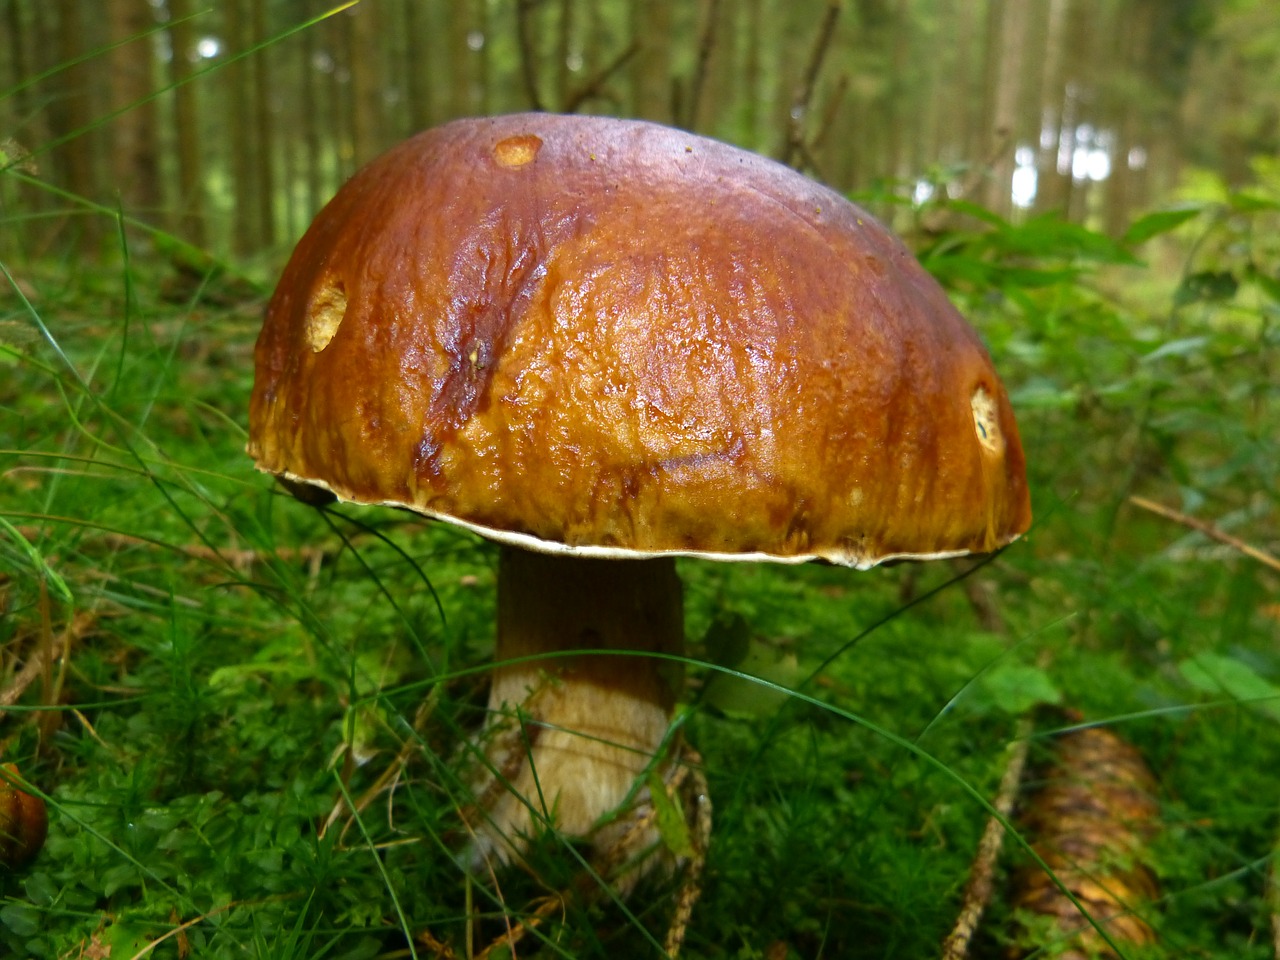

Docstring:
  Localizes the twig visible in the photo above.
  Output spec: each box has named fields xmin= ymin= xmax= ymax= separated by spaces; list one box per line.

xmin=939 ymin=717 xmax=1033 ymax=960
xmin=123 ymin=900 xmax=240 ymax=960
xmin=13 ymin=523 xmax=335 ymax=575
xmin=664 ymin=750 xmax=712 ymax=959
xmin=1129 ymin=495 xmax=1280 ymax=574
xmin=807 ymin=72 xmax=849 ymax=155
xmin=781 ymin=0 xmax=842 ymax=168
xmin=564 ymin=40 xmax=640 ymax=113
xmin=0 ymin=610 xmax=96 ymax=716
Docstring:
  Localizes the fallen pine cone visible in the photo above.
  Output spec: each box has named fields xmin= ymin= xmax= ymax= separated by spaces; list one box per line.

xmin=0 ymin=763 xmax=48 ymax=870
xmin=1008 ymin=725 xmax=1160 ymax=958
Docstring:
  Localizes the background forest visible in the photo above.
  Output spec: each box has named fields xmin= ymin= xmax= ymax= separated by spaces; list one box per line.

xmin=2 ymin=1 xmax=1279 ymax=959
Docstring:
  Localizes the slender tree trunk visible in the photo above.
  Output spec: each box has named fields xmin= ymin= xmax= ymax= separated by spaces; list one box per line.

xmin=55 ymin=0 xmax=102 ymax=253
xmin=404 ymin=0 xmax=435 ymax=131
xmin=447 ymin=0 xmax=475 ymax=119
xmin=474 ymin=0 xmax=492 ymax=114
xmin=743 ymin=0 xmax=764 ymax=146
xmin=630 ymin=0 xmax=673 ymax=122
xmin=1035 ymin=0 xmax=1071 ymax=214
xmin=227 ymin=0 xmax=256 ymax=253
xmin=252 ymin=0 xmax=277 ymax=248
xmin=985 ymin=0 xmax=1028 ymax=216
xmin=328 ymin=8 xmax=354 ymax=181
xmin=557 ymin=0 xmax=575 ymax=110
xmin=106 ymin=0 xmax=160 ymax=215
xmin=167 ymin=0 xmax=205 ymax=246
xmin=300 ymin=20 xmax=326 ymax=226
xmin=348 ymin=1 xmax=383 ymax=167
xmin=950 ymin=0 xmax=979 ymax=167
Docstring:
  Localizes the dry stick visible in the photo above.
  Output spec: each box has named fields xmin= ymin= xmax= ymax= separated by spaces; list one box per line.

xmin=1129 ymin=495 xmax=1280 ymax=575
xmin=0 ymin=610 xmax=95 ymax=716
xmin=13 ymin=523 xmax=335 ymax=574
xmin=664 ymin=754 xmax=713 ymax=959
xmin=780 ymin=0 xmax=842 ymax=168
xmin=807 ymin=72 xmax=849 ymax=156
xmin=939 ymin=717 xmax=1033 ymax=960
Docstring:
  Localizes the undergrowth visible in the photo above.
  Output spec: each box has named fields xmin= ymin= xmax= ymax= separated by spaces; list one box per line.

xmin=3 ymin=86 xmax=1280 ymax=960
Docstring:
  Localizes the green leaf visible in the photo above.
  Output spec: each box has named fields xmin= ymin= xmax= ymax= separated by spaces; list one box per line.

xmin=647 ymin=768 xmax=694 ymax=859
xmin=1245 ymin=263 xmax=1280 ymax=303
xmin=1174 ymin=270 xmax=1238 ymax=306
xmin=704 ymin=638 xmax=800 ymax=719
xmin=1142 ymin=336 xmax=1209 ymax=363
xmin=943 ymin=199 xmax=1010 ymax=227
xmin=702 ymin=613 xmax=751 ymax=671
xmin=0 ymin=517 xmax=74 ymax=603
xmin=1122 ymin=207 xmax=1202 ymax=246
xmin=1228 ymin=192 xmax=1280 ymax=213
xmin=1179 ymin=653 xmax=1280 ymax=723
xmin=0 ymin=903 xmax=41 ymax=937
xmin=974 ymin=662 xmax=1062 ymax=715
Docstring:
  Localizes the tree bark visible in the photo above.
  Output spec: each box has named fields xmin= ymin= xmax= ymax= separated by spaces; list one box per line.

xmin=985 ymin=0 xmax=1029 ymax=216
xmin=106 ymin=0 xmax=160 ymax=215
xmin=348 ymin=1 xmax=384 ymax=168
xmin=168 ymin=0 xmax=205 ymax=246
xmin=630 ymin=0 xmax=673 ymax=122
xmin=54 ymin=0 xmax=102 ymax=253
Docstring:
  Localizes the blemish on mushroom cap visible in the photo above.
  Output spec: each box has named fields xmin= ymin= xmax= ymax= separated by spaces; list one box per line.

xmin=493 ymin=134 xmax=543 ymax=168
xmin=970 ymin=385 xmax=1005 ymax=456
xmin=305 ymin=278 xmax=347 ymax=353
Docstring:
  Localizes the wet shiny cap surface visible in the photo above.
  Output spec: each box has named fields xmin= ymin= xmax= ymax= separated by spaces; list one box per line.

xmin=248 ymin=113 xmax=1031 ymax=568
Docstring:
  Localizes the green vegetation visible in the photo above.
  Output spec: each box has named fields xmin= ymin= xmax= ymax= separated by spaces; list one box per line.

xmin=2 ymin=174 xmax=1277 ymax=958
xmin=3 ymin=1 xmax=1280 ymax=955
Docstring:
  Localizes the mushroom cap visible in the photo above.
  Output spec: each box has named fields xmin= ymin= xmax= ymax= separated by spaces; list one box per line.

xmin=249 ymin=113 xmax=1030 ymax=569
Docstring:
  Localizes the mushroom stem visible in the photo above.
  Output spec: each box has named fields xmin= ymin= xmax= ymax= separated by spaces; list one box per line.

xmin=466 ymin=547 xmax=685 ymax=869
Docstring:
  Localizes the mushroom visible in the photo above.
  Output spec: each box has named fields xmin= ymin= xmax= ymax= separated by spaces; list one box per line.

xmin=248 ymin=113 xmax=1030 ymax=879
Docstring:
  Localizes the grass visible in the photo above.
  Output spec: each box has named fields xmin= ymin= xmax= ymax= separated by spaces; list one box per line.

xmin=2 ymin=170 xmax=1279 ymax=958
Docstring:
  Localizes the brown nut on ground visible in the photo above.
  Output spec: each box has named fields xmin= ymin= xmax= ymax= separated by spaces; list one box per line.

xmin=248 ymin=113 xmax=1031 ymax=881
xmin=1 ymin=763 xmax=48 ymax=869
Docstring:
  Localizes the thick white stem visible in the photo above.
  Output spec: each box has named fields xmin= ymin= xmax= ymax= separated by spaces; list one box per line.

xmin=464 ymin=547 xmax=684 ymax=869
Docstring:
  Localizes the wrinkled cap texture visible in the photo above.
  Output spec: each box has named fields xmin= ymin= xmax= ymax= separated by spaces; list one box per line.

xmin=248 ymin=113 xmax=1031 ymax=569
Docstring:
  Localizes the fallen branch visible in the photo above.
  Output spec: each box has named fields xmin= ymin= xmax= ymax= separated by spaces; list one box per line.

xmin=0 ymin=609 xmax=96 ymax=717
xmin=1129 ymin=495 xmax=1280 ymax=574
xmin=939 ymin=717 xmax=1032 ymax=960
xmin=13 ymin=523 xmax=334 ymax=575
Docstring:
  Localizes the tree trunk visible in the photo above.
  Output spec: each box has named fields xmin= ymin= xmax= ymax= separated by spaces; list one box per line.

xmin=252 ymin=0 xmax=277 ymax=248
xmin=446 ymin=0 xmax=475 ymax=119
xmin=106 ymin=0 xmax=160 ymax=215
xmin=1035 ymin=0 xmax=1072 ymax=214
xmin=168 ymin=0 xmax=205 ymax=246
xmin=985 ymin=0 xmax=1029 ymax=216
xmin=54 ymin=0 xmax=102 ymax=253
xmin=630 ymin=0 xmax=673 ymax=122
xmin=348 ymin=1 xmax=383 ymax=168
xmin=404 ymin=0 xmax=435 ymax=131
xmin=226 ymin=0 xmax=256 ymax=253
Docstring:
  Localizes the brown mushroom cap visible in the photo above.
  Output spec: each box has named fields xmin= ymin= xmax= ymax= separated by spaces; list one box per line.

xmin=249 ymin=113 xmax=1030 ymax=569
